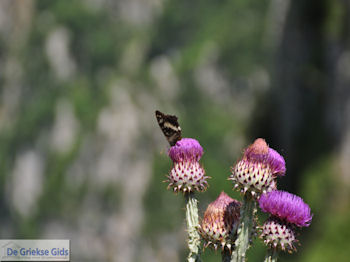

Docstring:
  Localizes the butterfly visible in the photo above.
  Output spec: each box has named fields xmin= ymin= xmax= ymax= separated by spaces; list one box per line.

xmin=155 ymin=110 xmax=182 ymax=146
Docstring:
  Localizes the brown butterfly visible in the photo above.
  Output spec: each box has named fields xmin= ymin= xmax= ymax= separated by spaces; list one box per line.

xmin=155 ymin=110 xmax=182 ymax=146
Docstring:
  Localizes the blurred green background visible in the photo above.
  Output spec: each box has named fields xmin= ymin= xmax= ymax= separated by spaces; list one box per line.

xmin=0 ymin=0 xmax=349 ymax=261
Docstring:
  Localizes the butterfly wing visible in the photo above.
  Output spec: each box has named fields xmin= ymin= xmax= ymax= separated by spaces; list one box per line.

xmin=155 ymin=110 xmax=182 ymax=146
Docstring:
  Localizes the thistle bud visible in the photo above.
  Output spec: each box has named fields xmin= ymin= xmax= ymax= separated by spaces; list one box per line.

xmin=200 ymin=192 xmax=241 ymax=250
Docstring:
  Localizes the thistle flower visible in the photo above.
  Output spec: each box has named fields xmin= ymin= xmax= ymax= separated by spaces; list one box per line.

xmin=229 ymin=138 xmax=286 ymax=197
xmin=166 ymin=138 xmax=209 ymax=193
xmin=168 ymin=138 xmax=203 ymax=162
xmin=259 ymin=190 xmax=312 ymax=227
xmin=259 ymin=190 xmax=313 ymax=253
xmin=200 ymin=192 xmax=241 ymax=250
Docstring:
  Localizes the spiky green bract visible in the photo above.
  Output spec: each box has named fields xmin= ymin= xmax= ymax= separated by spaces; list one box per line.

xmin=167 ymin=161 xmax=208 ymax=193
xmin=261 ymin=218 xmax=297 ymax=254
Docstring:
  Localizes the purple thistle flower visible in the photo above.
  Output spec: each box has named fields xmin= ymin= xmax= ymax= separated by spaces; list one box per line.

xmin=168 ymin=138 xmax=203 ymax=162
xmin=244 ymin=139 xmax=286 ymax=176
xmin=166 ymin=138 xmax=209 ymax=193
xmin=229 ymin=138 xmax=286 ymax=196
xmin=259 ymin=190 xmax=313 ymax=227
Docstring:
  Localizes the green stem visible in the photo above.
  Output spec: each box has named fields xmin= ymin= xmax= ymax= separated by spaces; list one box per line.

xmin=231 ymin=194 xmax=256 ymax=262
xmin=264 ymin=248 xmax=278 ymax=262
xmin=185 ymin=192 xmax=202 ymax=262
xmin=221 ymin=247 xmax=232 ymax=262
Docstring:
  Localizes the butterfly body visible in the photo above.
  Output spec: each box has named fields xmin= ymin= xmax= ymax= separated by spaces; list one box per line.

xmin=155 ymin=110 xmax=182 ymax=146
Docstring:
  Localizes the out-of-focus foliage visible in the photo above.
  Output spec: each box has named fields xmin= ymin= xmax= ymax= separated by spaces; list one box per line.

xmin=0 ymin=0 xmax=349 ymax=261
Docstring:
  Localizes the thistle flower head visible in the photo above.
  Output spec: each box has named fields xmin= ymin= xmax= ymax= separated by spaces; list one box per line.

xmin=229 ymin=138 xmax=286 ymax=197
xmin=166 ymin=138 xmax=209 ymax=193
xmin=200 ymin=192 xmax=241 ymax=250
xmin=168 ymin=138 xmax=203 ymax=162
xmin=261 ymin=217 xmax=297 ymax=253
xmin=259 ymin=190 xmax=312 ymax=227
